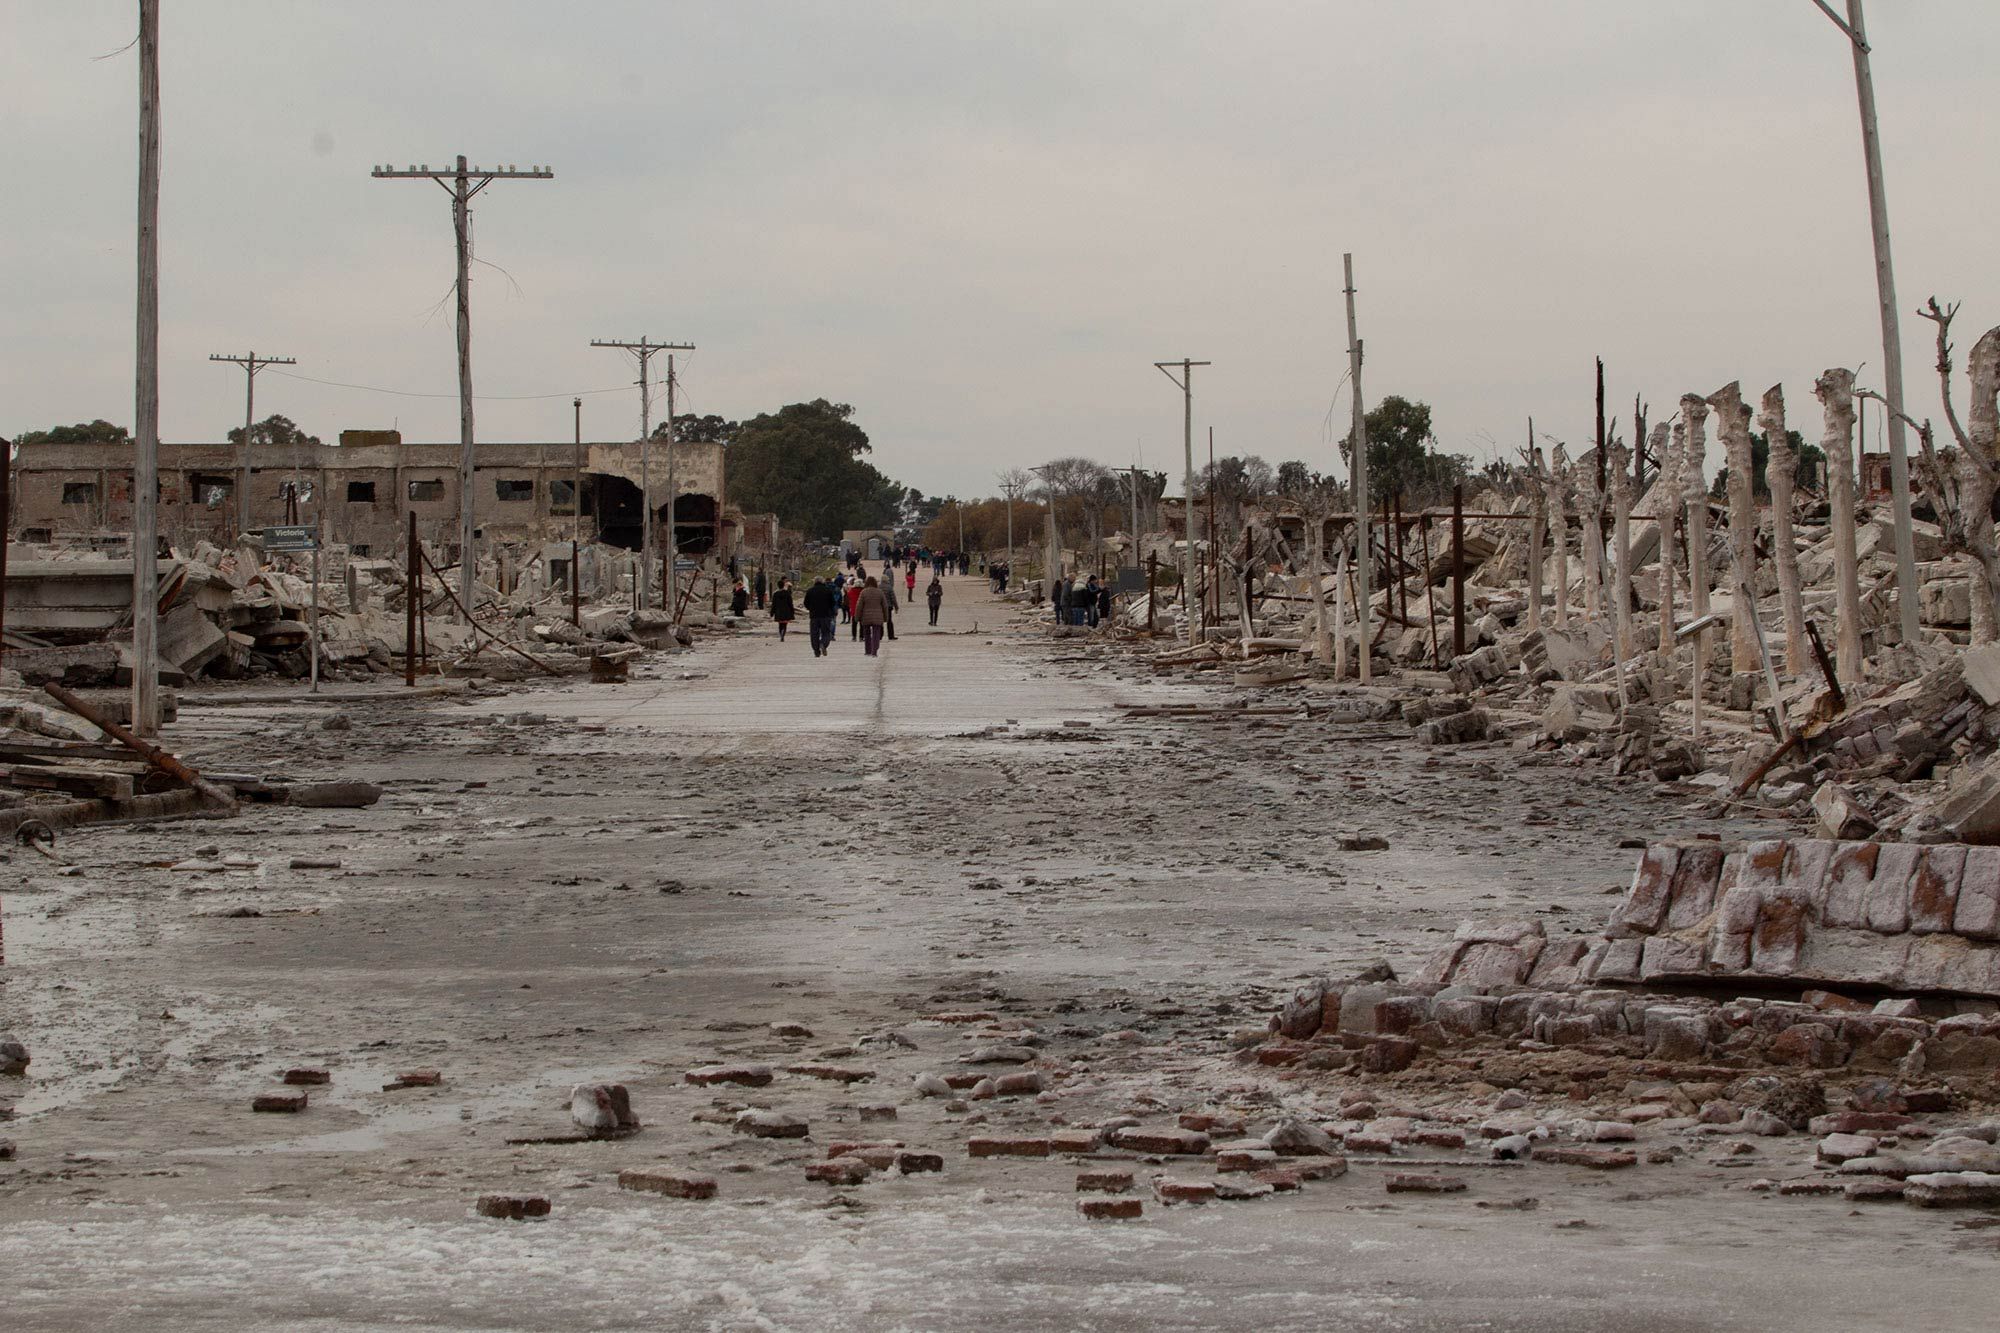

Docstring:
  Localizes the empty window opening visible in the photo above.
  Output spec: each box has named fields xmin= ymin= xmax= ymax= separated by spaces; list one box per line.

xmin=61 ymin=482 xmax=98 ymax=505
xmin=346 ymin=481 xmax=377 ymax=503
xmin=408 ymin=479 xmax=445 ymax=502
xmin=190 ymin=474 xmax=234 ymax=507
xmin=549 ymin=478 xmax=577 ymax=514
xmin=494 ymin=478 xmax=534 ymax=502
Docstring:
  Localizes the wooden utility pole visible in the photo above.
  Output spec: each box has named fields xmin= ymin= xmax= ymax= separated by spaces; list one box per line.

xmin=1811 ymin=0 xmax=1919 ymax=645
xmin=1153 ymin=358 xmax=1209 ymax=647
xmin=405 ymin=511 xmax=419 ymax=686
xmin=132 ymin=0 xmax=162 ymax=736
xmin=1817 ymin=367 xmax=1865 ymax=683
xmin=572 ymin=395 xmax=583 ymax=626
xmin=663 ymin=353 xmax=694 ymax=616
xmin=1114 ymin=466 xmax=1147 ymax=569
xmin=372 ymin=155 xmax=553 ymax=622
xmin=588 ymin=337 xmax=691 ymax=611
xmin=1343 ymin=254 xmax=1372 ymax=683
xmin=209 ymin=350 xmax=296 ymax=539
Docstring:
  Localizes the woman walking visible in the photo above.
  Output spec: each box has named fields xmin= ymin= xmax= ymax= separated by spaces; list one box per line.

xmin=856 ymin=576 xmax=889 ymax=656
xmin=769 ymin=578 xmax=796 ymax=642
xmin=904 ymin=564 xmax=917 ymax=604
xmin=926 ymin=575 xmax=944 ymax=626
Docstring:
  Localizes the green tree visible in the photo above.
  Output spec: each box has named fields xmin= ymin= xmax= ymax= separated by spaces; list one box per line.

xmin=652 ymin=413 xmax=735 ymax=444
xmin=1712 ymin=430 xmax=1827 ymax=500
xmin=1340 ymin=395 xmax=1470 ymax=506
xmin=225 ymin=413 xmax=320 ymax=450
xmin=725 ymin=399 xmax=900 ymax=539
xmin=16 ymin=419 xmax=129 ymax=446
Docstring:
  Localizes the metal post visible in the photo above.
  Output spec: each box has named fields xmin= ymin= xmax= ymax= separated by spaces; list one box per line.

xmin=1343 ymin=254 xmax=1372 ymax=684
xmin=572 ymin=395 xmax=582 ymax=626
xmin=405 ymin=511 xmax=419 ymax=687
xmin=132 ymin=0 xmax=162 ymax=736
xmin=308 ymin=542 xmax=320 ymax=694
xmin=1154 ymin=358 xmax=1208 ymax=647
xmin=0 ymin=437 xmax=10 ymax=655
xmin=1451 ymin=483 xmax=1466 ymax=657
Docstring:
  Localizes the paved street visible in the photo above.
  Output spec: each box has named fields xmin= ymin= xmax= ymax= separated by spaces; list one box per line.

xmin=0 ymin=576 xmax=1992 ymax=1331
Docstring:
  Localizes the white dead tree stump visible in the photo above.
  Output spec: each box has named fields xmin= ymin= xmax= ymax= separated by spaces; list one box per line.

xmin=1525 ymin=434 xmax=1546 ymax=632
xmin=1547 ymin=444 xmax=1572 ymax=628
xmin=1757 ymin=384 xmax=1808 ymax=674
xmin=1680 ymin=394 xmax=1713 ymax=711
xmin=1816 ymin=367 xmax=1865 ymax=684
xmin=1965 ymin=327 xmax=2000 ymax=642
xmin=1609 ymin=438 xmax=1634 ymax=672
xmin=1655 ymin=419 xmax=1683 ymax=658
xmin=1580 ymin=456 xmax=1605 ymax=623
xmin=1710 ymin=382 xmax=1759 ymax=675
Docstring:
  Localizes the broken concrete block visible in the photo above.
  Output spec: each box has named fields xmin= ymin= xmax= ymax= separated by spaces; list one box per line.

xmin=1962 ymin=643 xmax=2000 ymax=707
xmin=1866 ymin=844 xmax=1923 ymax=934
xmin=1663 ymin=842 xmax=1728 ymax=930
xmin=1414 ymin=709 xmax=1490 ymax=746
xmin=1638 ymin=935 xmax=1706 ymax=981
xmin=1264 ymin=1118 xmax=1340 ymax=1157
xmin=685 ymin=1064 xmax=773 ymax=1088
xmin=1820 ymin=841 xmax=1884 ymax=929
xmin=733 ymin=1110 xmax=808 ymax=1139
xmin=1610 ymin=845 xmax=1679 ymax=935
xmin=1751 ymin=897 xmax=1810 ymax=977
xmin=571 ymin=1084 xmax=640 ymax=1137
xmin=1903 ymin=1170 xmax=2000 ymax=1208
xmin=1526 ymin=938 xmax=1590 ymax=988
xmin=1909 ymin=844 xmax=1968 ymax=934
xmin=1955 ymin=845 xmax=2000 ymax=940
xmin=1385 ymin=1172 xmax=1467 ymax=1193
xmin=1928 ymin=761 xmax=2000 ymax=844
xmin=286 ymin=781 xmax=384 ymax=809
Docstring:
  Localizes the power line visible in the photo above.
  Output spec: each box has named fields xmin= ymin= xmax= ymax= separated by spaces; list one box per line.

xmin=268 ymin=368 xmax=630 ymax=401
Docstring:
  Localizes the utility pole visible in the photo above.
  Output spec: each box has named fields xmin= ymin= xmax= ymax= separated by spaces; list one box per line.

xmin=1153 ymin=358 xmax=1209 ymax=647
xmin=1343 ymin=254 xmax=1372 ymax=683
xmin=588 ymin=337 xmax=691 ymax=610
xmin=1114 ymin=466 xmax=1146 ymax=570
xmin=372 ymin=155 xmax=553 ymax=622
xmin=1810 ymin=0 xmax=1919 ymax=644
xmin=664 ymin=352 xmax=693 ymax=617
xmin=132 ymin=0 xmax=162 ymax=735
xmin=208 ymin=350 xmax=296 ymax=540
xmin=998 ymin=471 xmax=1027 ymax=572
xmin=571 ymin=395 xmax=582 ymax=626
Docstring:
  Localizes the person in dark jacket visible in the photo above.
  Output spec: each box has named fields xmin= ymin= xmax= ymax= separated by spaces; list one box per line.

xmin=769 ymin=578 xmax=796 ymax=642
xmin=1052 ymin=575 xmax=1067 ymax=623
xmin=803 ymin=576 xmax=837 ymax=656
xmin=730 ymin=580 xmax=750 ymax=616
xmin=1083 ymin=575 xmax=1101 ymax=628
xmin=926 ymin=575 xmax=944 ymax=626
xmin=882 ymin=576 xmax=899 ymax=640
xmin=1097 ymin=579 xmax=1113 ymax=627
xmin=753 ymin=568 xmax=767 ymax=610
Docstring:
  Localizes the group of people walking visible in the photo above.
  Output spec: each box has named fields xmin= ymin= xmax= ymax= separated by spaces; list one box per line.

xmin=1051 ymin=573 xmax=1112 ymax=628
xmin=765 ymin=561 xmax=950 ymax=657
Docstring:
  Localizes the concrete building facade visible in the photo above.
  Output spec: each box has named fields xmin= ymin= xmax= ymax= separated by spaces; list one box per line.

xmin=7 ymin=431 xmax=729 ymax=561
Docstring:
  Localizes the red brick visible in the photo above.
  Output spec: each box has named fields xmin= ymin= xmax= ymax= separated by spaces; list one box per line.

xmin=1533 ymin=1147 xmax=1637 ymax=1170
xmin=895 ymin=1151 xmax=944 ymax=1174
xmin=251 ymin=1091 xmax=307 ymax=1113
xmin=618 ymin=1169 xmax=717 ymax=1200
xmin=1154 ymin=1179 xmax=1217 ymax=1205
xmin=475 ymin=1194 xmax=550 ymax=1220
xmin=281 ymin=1068 xmax=329 ymax=1086
xmin=805 ymin=1160 xmax=873 ymax=1185
xmin=1078 ymin=1198 xmax=1144 ymax=1220
xmin=1385 ymin=1173 xmax=1466 ymax=1193
xmin=1109 ymin=1127 xmax=1210 ymax=1156
xmin=1253 ymin=1169 xmax=1303 ymax=1192
xmin=1076 ymin=1169 xmax=1134 ymax=1193
xmin=967 ymin=1136 xmax=1050 ymax=1158
xmin=685 ymin=1064 xmax=773 ymax=1088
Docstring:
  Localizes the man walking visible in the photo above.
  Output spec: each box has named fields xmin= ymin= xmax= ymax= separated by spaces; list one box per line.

xmin=803 ymin=576 xmax=837 ymax=657
xmin=856 ymin=575 xmax=889 ymax=657
xmin=926 ymin=575 xmax=944 ymax=627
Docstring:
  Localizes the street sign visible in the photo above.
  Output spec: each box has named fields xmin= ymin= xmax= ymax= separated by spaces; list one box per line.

xmin=263 ymin=525 xmax=319 ymax=552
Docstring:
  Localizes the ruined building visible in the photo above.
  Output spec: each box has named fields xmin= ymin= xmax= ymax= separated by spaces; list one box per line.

xmin=7 ymin=429 xmax=731 ymax=561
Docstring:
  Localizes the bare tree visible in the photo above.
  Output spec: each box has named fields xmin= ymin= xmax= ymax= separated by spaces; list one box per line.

xmin=1907 ymin=299 xmax=2000 ymax=642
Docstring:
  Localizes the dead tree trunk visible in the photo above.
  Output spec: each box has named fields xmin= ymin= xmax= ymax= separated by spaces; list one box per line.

xmin=1580 ymin=460 xmax=1604 ymax=623
xmin=1547 ymin=445 xmax=1572 ymax=628
xmin=1309 ymin=518 xmax=1332 ymax=664
xmin=1610 ymin=439 xmax=1634 ymax=671
xmin=1680 ymin=394 xmax=1712 ymax=707
xmin=1816 ymin=367 xmax=1865 ymax=683
xmin=1709 ymin=382 xmax=1759 ymax=674
xmin=1965 ymin=328 xmax=2000 ymax=643
xmin=1526 ymin=439 xmax=1546 ymax=632
xmin=1657 ymin=419 xmax=1684 ymax=658
xmin=1758 ymin=384 xmax=1808 ymax=674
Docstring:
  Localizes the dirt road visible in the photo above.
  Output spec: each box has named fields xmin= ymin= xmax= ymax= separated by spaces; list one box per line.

xmin=1 ymin=575 xmax=1991 ymax=1330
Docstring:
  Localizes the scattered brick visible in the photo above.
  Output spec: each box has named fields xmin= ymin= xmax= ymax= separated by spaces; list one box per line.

xmin=1178 ymin=1112 xmax=1247 ymax=1135
xmin=929 ymin=1012 xmax=998 ymax=1024
xmin=968 ymin=1136 xmax=1050 ymax=1158
xmin=1385 ymin=1173 xmax=1467 ymax=1194
xmin=944 ymin=1072 xmax=986 ymax=1090
xmin=1293 ymin=1157 xmax=1349 ymax=1181
xmin=1153 ymin=1179 xmax=1217 ymax=1205
xmin=1049 ymin=1129 xmax=1104 ymax=1154
xmin=859 ymin=1104 xmax=899 ymax=1122
xmin=1844 ymin=1179 xmax=1907 ymax=1202
xmin=733 ymin=1110 xmax=809 ymax=1138
xmin=252 ymin=1091 xmax=308 ymax=1113
xmin=1215 ymin=1149 xmax=1279 ymax=1173
xmin=383 ymin=1069 xmax=442 ymax=1091
xmin=475 ymin=1194 xmax=550 ymax=1220
xmin=1533 ymin=1147 xmax=1637 ymax=1170
xmin=806 ymin=1160 xmax=873 ymax=1186
xmin=281 ymin=1068 xmax=329 ymax=1086
xmin=1410 ymin=1129 xmax=1466 ymax=1150
xmin=1078 ymin=1197 xmax=1144 ymax=1220
xmin=1077 ymin=1169 xmax=1135 ymax=1193
xmin=769 ymin=1022 xmax=814 ymax=1038
xmin=896 ymin=1151 xmax=944 ymax=1174
xmin=1775 ymin=1178 xmax=1844 ymax=1196
xmin=787 ymin=1064 xmax=875 ymax=1084
xmin=1215 ymin=1178 xmax=1275 ymax=1201
xmin=1253 ymin=1169 xmax=1303 ymax=1192
xmin=686 ymin=1064 xmax=774 ymax=1088
xmin=1109 ymin=1127 xmax=1210 ymax=1156
xmin=618 ymin=1169 xmax=717 ymax=1200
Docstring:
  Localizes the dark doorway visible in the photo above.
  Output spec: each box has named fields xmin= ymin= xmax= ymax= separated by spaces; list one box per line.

xmin=595 ymin=474 xmax=643 ymax=550
xmin=673 ymin=492 xmax=718 ymax=556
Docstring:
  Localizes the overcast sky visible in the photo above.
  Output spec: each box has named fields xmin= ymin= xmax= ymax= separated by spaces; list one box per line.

xmin=5 ymin=2 xmax=1998 ymax=500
